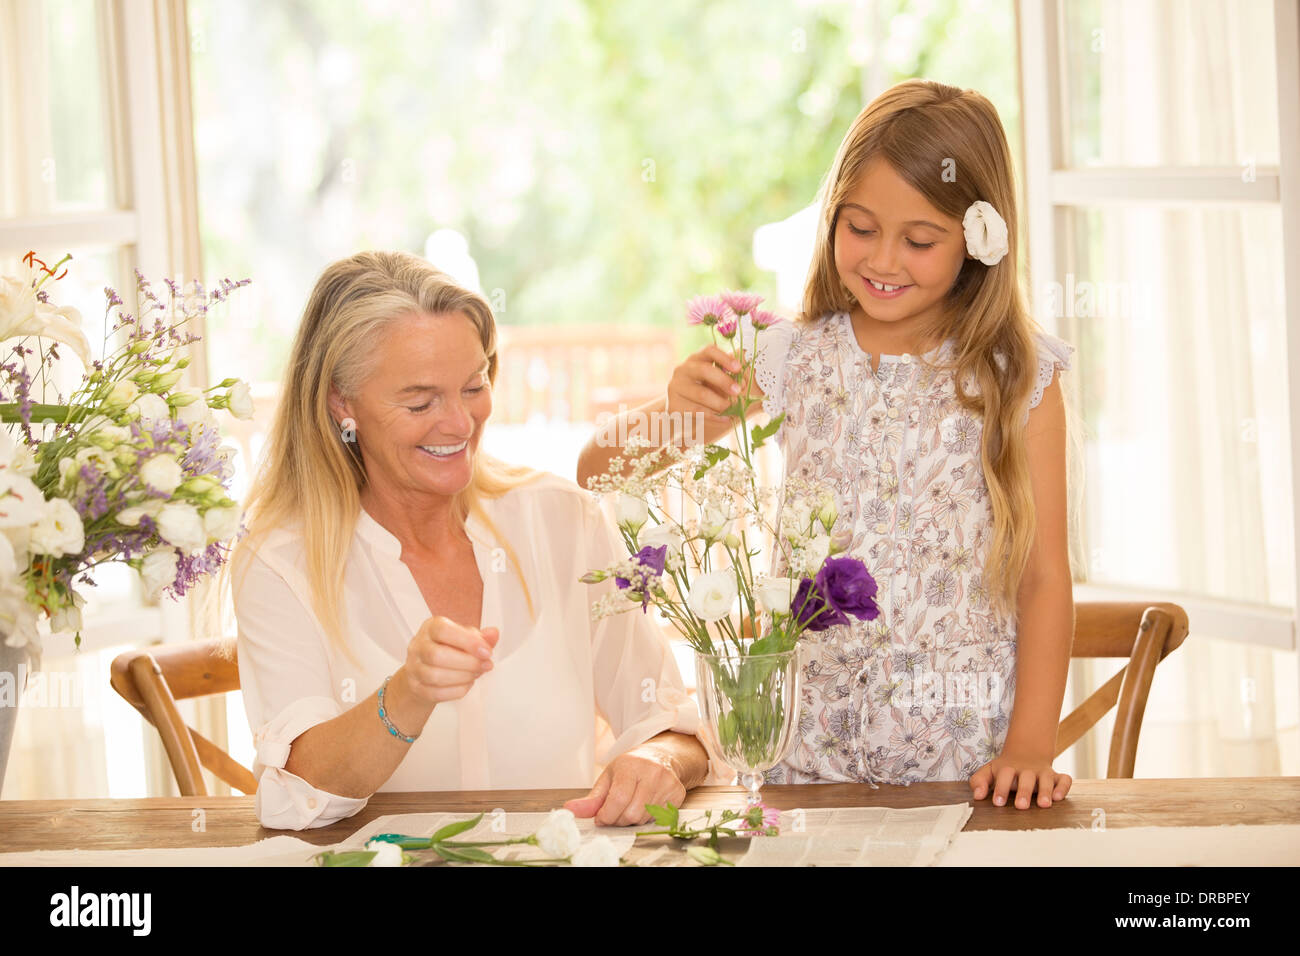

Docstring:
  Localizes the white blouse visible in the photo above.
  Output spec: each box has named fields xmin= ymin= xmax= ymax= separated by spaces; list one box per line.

xmin=234 ymin=472 xmax=699 ymax=830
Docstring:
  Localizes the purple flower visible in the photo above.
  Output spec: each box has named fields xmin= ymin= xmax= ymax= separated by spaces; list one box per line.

xmin=615 ymin=545 xmax=668 ymax=612
xmin=815 ymin=556 xmax=880 ymax=622
xmin=791 ymin=577 xmax=849 ymax=632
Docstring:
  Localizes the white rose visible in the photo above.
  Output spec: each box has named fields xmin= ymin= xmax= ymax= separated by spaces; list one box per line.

xmin=571 ymin=836 xmax=621 ymax=867
xmin=227 ymin=380 xmax=254 ymax=420
xmin=755 ymin=575 xmax=795 ymax=617
xmin=129 ymin=392 xmax=171 ymax=426
xmin=365 ymin=840 xmax=405 ymax=867
xmin=615 ymin=493 xmax=649 ymax=533
xmin=203 ymin=506 xmax=242 ymax=542
xmin=686 ymin=570 xmax=738 ymax=622
xmin=29 ymin=497 xmax=85 ymax=557
xmin=156 ymin=501 xmax=206 ymax=552
xmin=139 ymin=548 xmax=179 ymax=601
xmin=535 ymin=809 xmax=582 ymax=858
xmin=963 ymin=200 xmax=1009 ymax=266
xmin=107 ymin=379 xmax=139 ymax=409
xmin=139 ymin=454 xmax=184 ymax=495
xmin=639 ymin=523 xmax=683 ymax=555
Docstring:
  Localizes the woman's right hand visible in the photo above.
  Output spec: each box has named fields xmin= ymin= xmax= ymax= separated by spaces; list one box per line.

xmin=665 ymin=345 xmax=765 ymax=446
xmin=401 ymin=616 xmax=500 ymax=704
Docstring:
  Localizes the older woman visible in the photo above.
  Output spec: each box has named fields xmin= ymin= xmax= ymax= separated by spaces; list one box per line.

xmin=232 ymin=250 xmax=708 ymax=830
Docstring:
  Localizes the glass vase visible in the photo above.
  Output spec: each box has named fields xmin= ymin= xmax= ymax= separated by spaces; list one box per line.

xmin=694 ymin=645 xmax=802 ymax=808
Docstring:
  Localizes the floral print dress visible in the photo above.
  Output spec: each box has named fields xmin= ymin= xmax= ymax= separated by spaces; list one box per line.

xmin=741 ymin=311 xmax=1074 ymax=785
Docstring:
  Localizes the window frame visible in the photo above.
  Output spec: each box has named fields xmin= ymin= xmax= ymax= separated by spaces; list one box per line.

xmin=1016 ymin=0 xmax=1300 ymax=654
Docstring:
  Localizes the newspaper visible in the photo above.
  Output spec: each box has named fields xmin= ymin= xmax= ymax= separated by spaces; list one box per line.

xmin=336 ymin=804 xmax=972 ymax=867
xmin=737 ymin=805 xmax=973 ymax=867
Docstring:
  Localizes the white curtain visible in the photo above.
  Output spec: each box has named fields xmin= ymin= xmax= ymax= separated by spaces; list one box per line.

xmin=1055 ymin=0 xmax=1297 ymax=779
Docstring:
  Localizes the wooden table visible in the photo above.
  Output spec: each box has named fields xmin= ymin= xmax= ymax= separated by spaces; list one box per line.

xmin=2 ymin=777 xmax=1297 ymax=853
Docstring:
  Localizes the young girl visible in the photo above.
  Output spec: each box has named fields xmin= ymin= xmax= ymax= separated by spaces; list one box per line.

xmin=578 ymin=79 xmax=1077 ymax=810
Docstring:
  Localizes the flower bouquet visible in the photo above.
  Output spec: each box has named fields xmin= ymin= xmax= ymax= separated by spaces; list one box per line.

xmin=582 ymin=292 xmax=881 ymax=805
xmin=0 ymin=252 xmax=252 ymax=663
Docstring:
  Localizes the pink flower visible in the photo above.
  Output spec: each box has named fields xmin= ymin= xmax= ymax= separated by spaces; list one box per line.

xmin=686 ymin=295 xmax=732 ymax=327
xmin=720 ymin=290 xmax=763 ymax=316
xmin=738 ymin=802 xmax=781 ymax=836
xmin=750 ymin=308 xmax=783 ymax=330
xmin=716 ymin=312 xmax=738 ymax=338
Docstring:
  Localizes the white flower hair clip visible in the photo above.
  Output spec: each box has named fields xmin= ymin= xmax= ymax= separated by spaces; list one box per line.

xmin=963 ymin=200 xmax=1009 ymax=266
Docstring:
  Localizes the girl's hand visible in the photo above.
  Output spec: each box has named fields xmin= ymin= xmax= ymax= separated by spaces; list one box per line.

xmin=665 ymin=345 xmax=764 ymax=446
xmin=969 ymin=747 xmax=1072 ymax=809
xmin=401 ymin=616 xmax=500 ymax=705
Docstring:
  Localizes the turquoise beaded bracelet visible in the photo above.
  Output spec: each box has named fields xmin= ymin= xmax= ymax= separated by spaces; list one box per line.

xmin=377 ymin=674 xmax=419 ymax=743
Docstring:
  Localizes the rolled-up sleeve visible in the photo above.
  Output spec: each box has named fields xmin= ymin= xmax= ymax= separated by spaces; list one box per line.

xmin=580 ymin=495 xmax=701 ymax=764
xmin=234 ymin=550 xmax=369 ymax=830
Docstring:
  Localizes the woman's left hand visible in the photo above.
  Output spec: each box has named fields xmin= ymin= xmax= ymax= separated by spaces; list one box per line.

xmin=563 ymin=749 xmax=687 ymax=826
xmin=969 ymin=747 xmax=1072 ymax=809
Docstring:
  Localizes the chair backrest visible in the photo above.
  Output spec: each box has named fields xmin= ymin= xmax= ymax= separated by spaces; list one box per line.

xmin=110 ymin=640 xmax=256 ymax=796
xmin=1056 ymin=601 xmax=1190 ymax=778
xmin=493 ymin=324 xmax=679 ymax=424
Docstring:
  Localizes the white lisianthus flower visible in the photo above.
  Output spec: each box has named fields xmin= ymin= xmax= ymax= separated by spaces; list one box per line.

xmin=139 ymin=548 xmax=179 ymax=601
xmin=176 ymin=392 xmax=218 ymax=431
xmin=571 ymin=836 xmax=621 ymax=867
xmin=214 ymin=443 xmax=239 ymax=482
xmin=687 ymin=570 xmax=738 ymax=622
xmin=106 ymin=379 xmax=140 ymax=410
xmin=755 ymin=575 xmax=794 ymax=617
xmin=129 ymin=392 xmax=171 ymax=426
xmin=202 ymin=505 xmax=242 ymax=543
xmin=49 ymin=592 xmax=86 ymax=635
xmin=780 ymin=499 xmax=815 ymax=542
xmin=639 ymin=523 xmax=683 ymax=555
xmin=0 ymin=588 xmax=41 ymax=651
xmin=0 ymin=271 xmax=93 ymax=366
xmin=962 ymin=200 xmax=1009 ymax=266
xmin=140 ymin=454 xmax=184 ymax=495
xmin=700 ymin=504 xmax=733 ymax=542
xmin=798 ymin=534 xmax=832 ymax=576
xmin=0 ymin=471 xmax=47 ymax=530
xmin=226 ymin=380 xmax=255 ymax=420
xmin=615 ymin=493 xmax=649 ymax=534
xmin=156 ymin=501 xmax=206 ymax=552
xmin=365 ymin=840 xmax=405 ymax=867
xmin=29 ymin=497 xmax=85 ymax=557
xmin=117 ymin=500 xmax=165 ymax=527
xmin=535 ymin=809 xmax=582 ymax=858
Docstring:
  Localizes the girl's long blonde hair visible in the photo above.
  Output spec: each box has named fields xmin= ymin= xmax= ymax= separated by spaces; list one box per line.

xmin=803 ymin=78 xmax=1083 ymax=618
xmin=221 ymin=251 xmax=538 ymax=666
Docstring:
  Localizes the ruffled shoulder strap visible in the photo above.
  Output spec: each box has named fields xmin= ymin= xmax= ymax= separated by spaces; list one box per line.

xmin=739 ymin=312 xmax=799 ymax=418
xmin=1028 ymin=329 xmax=1076 ymax=412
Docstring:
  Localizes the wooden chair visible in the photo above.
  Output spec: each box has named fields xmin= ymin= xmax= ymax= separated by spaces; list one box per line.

xmin=110 ymin=639 xmax=257 ymax=796
xmin=1056 ymin=601 xmax=1190 ymax=778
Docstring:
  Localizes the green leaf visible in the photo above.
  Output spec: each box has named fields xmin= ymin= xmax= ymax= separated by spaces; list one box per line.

xmin=647 ymin=802 xmax=679 ymax=828
xmin=433 ymin=844 xmax=497 ymax=864
xmin=313 ymin=850 xmax=378 ymax=867
xmin=686 ymin=845 xmax=727 ymax=866
xmin=692 ymin=444 xmax=731 ymax=481
xmin=430 ymin=813 xmax=484 ymax=843
xmin=750 ymin=411 xmax=786 ymax=450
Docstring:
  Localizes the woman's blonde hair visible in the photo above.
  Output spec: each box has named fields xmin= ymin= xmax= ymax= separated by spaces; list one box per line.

xmin=803 ymin=78 xmax=1084 ymax=617
xmin=221 ymin=251 xmax=538 ymax=666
